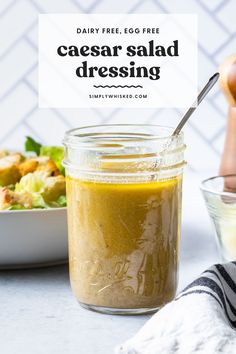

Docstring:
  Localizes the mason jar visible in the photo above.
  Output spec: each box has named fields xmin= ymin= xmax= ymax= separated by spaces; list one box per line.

xmin=63 ymin=124 xmax=185 ymax=315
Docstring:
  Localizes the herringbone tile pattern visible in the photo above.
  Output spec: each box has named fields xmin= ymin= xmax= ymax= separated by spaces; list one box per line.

xmin=1 ymin=0 xmax=235 ymax=172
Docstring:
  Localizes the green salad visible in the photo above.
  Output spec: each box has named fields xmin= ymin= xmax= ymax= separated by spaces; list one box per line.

xmin=0 ymin=137 xmax=66 ymax=210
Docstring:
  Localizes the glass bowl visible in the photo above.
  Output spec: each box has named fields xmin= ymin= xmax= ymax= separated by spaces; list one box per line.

xmin=201 ymin=175 xmax=236 ymax=262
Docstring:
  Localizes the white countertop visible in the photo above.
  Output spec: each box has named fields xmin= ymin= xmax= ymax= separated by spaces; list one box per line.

xmin=0 ymin=173 xmax=219 ymax=354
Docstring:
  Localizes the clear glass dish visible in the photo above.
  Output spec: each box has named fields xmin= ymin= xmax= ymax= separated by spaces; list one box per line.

xmin=201 ymin=175 xmax=236 ymax=262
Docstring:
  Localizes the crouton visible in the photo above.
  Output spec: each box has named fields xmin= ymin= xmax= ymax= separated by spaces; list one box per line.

xmin=0 ymin=187 xmax=11 ymax=209
xmin=42 ymin=175 xmax=66 ymax=203
xmin=0 ymin=153 xmax=22 ymax=166
xmin=37 ymin=160 xmax=61 ymax=176
xmin=0 ymin=153 xmax=23 ymax=186
xmin=0 ymin=187 xmax=32 ymax=210
xmin=19 ymin=159 xmax=39 ymax=176
xmin=19 ymin=156 xmax=60 ymax=177
xmin=34 ymin=156 xmax=50 ymax=165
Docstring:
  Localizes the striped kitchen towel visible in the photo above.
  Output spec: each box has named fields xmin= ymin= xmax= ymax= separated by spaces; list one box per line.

xmin=116 ymin=262 xmax=236 ymax=354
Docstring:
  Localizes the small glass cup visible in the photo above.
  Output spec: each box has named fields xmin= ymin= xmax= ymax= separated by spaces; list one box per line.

xmin=201 ymin=175 xmax=236 ymax=262
xmin=63 ymin=124 xmax=185 ymax=314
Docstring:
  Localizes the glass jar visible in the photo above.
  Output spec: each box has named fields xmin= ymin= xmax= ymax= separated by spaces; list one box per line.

xmin=63 ymin=124 xmax=185 ymax=315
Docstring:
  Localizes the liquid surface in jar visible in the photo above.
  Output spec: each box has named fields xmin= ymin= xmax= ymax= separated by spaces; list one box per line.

xmin=66 ymin=176 xmax=182 ymax=310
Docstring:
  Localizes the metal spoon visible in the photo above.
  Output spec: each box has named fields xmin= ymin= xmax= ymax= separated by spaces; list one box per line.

xmin=172 ymin=72 xmax=220 ymax=136
xmin=156 ymin=73 xmax=220 ymax=172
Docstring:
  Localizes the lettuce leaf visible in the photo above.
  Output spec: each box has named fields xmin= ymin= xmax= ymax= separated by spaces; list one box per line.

xmin=56 ymin=195 xmax=67 ymax=207
xmin=24 ymin=137 xmax=65 ymax=175
xmin=40 ymin=146 xmax=65 ymax=175
xmin=15 ymin=171 xmax=48 ymax=208
xmin=8 ymin=204 xmax=27 ymax=210
xmin=7 ymin=184 xmax=15 ymax=191
xmin=15 ymin=171 xmax=48 ymax=194
xmin=14 ymin=171 xmax=66 ymax=209
xmin=25 ymin=136 xmax=42 ymax=156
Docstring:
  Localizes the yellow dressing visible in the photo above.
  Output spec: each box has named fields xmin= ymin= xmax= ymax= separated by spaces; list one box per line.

xmin=66 ymin=175 xmax=182 ymax=309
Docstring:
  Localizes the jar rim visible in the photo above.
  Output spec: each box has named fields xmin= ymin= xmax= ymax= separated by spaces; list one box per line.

xmin=63 ymin=124 xmax=183 ymax=148
xmin=63 ymin=124 xmax=185 ymax=179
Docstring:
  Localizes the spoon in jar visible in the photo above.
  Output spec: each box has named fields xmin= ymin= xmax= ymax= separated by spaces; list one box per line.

xmin=172 ymin=72 xmax=220 ymax=136
xmin=156 ymin=73 xmax=220 ymax=170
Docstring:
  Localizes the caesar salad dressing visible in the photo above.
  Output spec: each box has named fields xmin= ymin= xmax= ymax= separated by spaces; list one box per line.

xmin=67 ymin=176 xmax=182 ymax=309
xmin=63 ymin=125 xmax=185 ymax=314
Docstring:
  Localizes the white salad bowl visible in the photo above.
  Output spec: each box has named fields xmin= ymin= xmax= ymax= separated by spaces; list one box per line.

xmin=0 ymin=207 xmax=68 ymax=269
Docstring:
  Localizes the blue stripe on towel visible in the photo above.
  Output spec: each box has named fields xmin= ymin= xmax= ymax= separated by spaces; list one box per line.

xmin=175 ymin=263 xmax=236 ymax=328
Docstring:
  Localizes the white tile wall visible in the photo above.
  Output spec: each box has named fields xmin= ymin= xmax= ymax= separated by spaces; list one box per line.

xmin=0 ymin=0 xmax=235 ymax=173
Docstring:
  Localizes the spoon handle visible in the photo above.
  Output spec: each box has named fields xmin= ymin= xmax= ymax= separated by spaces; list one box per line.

xmin=172 ymin=73 xmax=220 ymax=136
